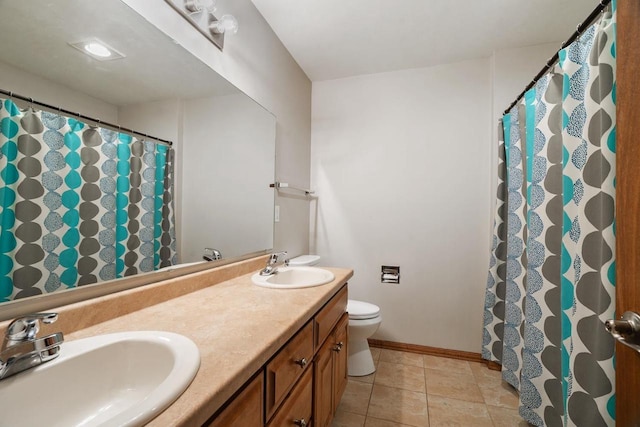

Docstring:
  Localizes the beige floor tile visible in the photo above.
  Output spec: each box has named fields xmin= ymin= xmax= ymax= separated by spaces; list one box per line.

xmin=469 ymin=363 xmax=519 ymax=408
xmin=371 ymin=347 xmax=382 ymax=361
xmin=379 ymin=349 xmax=424 ymax=367
xmin=332 ymin=410 xmax=367 ymax=427
xmin=469 ymin=362 xmax=502 ymax=382
xmin=337 ymin=380 xmax=374 ymax=415
xmin=375 ymin=361 xmax=426 ymax=393
xmin=424 ymin=369 xmax=484 ymax=403
xmin=422 ymin=356 xmax=472 ymax=375
xmin=427 ymin=395 xmax=493 ymax=427
xmin=487 ymin=405 xmax=530 ymax=427
xmin=365 ymin=416 xmax=416 ymax=427
xmin=367 ymin=384 xmax=429 ymax=427
xmin=351 ymin=371 xmax=376 ymax=384
xmin=477 ymin=378 xmax=519 ymax=408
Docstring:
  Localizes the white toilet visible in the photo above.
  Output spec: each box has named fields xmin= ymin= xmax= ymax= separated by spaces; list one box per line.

xmin=288 ymin=255 xmax=382 ymax=376
xmin=347 ymin=299 xmax=382 ymax=377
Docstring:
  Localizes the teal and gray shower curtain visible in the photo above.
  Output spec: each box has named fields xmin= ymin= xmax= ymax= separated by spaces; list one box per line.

xmin=0 ymin=98 xmax=177 ymax=302
xmin=483 ymin=4 xmax=616 ymax=427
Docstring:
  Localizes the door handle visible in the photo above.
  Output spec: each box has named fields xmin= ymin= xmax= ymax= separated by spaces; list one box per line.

xmin=605 ymin=311 xmax=640 ymax=354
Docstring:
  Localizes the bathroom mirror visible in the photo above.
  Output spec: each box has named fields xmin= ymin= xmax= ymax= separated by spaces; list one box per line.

xmin=0 ymin=0 xmax=275 ymax=307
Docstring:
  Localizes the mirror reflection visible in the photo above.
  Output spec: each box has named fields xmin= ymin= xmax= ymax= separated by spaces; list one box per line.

xmin=0 ymin=0 xmax=276 ymax=303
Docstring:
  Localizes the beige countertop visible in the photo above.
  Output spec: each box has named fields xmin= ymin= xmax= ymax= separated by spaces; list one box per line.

xmin=63 ymin=265 xmax=353 ymax=426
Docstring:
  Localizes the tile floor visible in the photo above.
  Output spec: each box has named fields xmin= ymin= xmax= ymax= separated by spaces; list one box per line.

xmin=332 ymin=347 xmax=531 ymax=427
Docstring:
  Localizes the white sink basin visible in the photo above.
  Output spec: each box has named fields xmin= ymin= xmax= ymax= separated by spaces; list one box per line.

xmin=252 ymin=266 xmax=335 ymax=289
xmin=0 ymin=331 xmax=200 ymax=427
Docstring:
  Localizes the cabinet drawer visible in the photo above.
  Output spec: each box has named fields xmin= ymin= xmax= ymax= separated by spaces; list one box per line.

xmin=314 ymin=285 xmax=347 ymax=349
xmin=268 ymin=367 xmax=313 ymax=427
xmin=266 ymin=320 xmax=314 ymax=418
xmin=206 ymin=373 xmax=264 ymax=427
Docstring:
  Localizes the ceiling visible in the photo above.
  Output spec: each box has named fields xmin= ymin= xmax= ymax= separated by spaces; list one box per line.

xmin=252 ymin=0 xmax=599 ymax=81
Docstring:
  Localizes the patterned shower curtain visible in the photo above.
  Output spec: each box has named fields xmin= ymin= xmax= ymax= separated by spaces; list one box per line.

xmin=483 ymin=4 xmax=616 ymax=427
xmin=0 ymin=98 xmax=177 ymax=302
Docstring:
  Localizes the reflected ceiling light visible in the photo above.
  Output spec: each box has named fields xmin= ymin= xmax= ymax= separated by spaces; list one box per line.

xmin=84 ymin=42 xmax=111 ymax=58
xmin=68 ymin=38 xmax=125 ymax=61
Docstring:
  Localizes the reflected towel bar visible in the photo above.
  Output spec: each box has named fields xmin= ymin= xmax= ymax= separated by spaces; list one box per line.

xmin=270 ymin=182 xmax=315 ymax=195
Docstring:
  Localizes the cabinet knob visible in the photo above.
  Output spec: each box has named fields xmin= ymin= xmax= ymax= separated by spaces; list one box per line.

xmin=333 ymin=341 xmax=344 ymax=352
xmin=294 ymin=418 xmax=307 ymax=427
xmin=294 ymin=357 xmax=308 ymax=368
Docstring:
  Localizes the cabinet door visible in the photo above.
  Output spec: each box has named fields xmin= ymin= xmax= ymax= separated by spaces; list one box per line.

xmin=313 ymin=337 xmax=334 ymax=427
xmin=332 ymin=313 xmax=349 ymax=411
xmin=206 ymin=373 xmax=264 ymax=427
xmin=268 ymin=368 xmax=313 ymax=427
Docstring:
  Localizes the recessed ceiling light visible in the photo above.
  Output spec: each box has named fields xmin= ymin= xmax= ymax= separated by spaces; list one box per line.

xmin=84 ymin=42 xmax=112 ymax=58
xmin=68 ymin=38 xmax=125 ymax=61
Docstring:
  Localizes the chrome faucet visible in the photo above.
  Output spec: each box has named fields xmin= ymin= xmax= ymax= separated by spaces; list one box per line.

xmin=259 ymin=251 xmax=288 ymax=276
xmin=203 ymin=248 xmax=222 ymax=261
xmin=0 ymin=313 xmax=64 ymax=380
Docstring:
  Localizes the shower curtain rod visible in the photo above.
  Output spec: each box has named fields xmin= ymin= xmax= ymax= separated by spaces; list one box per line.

xmin=502 ymin=0 xmax=612 ymax=116
xmin=0 ymin=88 xmax=173 ymax=146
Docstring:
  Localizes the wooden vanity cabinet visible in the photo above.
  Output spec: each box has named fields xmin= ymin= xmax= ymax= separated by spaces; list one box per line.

xmin=333 ymin=314 xmax=349 ymax=404
xmin=266 ymin=321 xmax=314 ymax=419
xmin=267 ymin=368 xmax=313 ymax=427
xmin=205 ymin=373 xmax=264 ymax=427
xmin=313 ymin=313 xmax=348 ymax=427
xmin=205 ymin=284 xmax=348 ymax=427
xmin=314 ymin=286 xmax=347 ymax=349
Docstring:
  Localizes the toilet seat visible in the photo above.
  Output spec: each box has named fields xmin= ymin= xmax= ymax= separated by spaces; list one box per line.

xmin=348 ymin=300 xmax=380 ymax=320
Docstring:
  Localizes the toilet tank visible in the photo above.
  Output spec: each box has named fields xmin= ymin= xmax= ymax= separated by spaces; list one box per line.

xmin=287 ymin=255 xmax=321 ymax=266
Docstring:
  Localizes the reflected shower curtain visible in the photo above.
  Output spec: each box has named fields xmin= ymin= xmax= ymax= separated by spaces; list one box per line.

xmin=0 ymin=99 xmax=177 ymax=302
xmin=483 ymin=4 xmax=616 ymax=426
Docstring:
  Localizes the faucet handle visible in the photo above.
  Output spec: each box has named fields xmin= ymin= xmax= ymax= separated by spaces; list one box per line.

xmin=269 ymin=251 xmax=287 ymax=263
xmin=5 ymin=313 xmax=58 ymax=342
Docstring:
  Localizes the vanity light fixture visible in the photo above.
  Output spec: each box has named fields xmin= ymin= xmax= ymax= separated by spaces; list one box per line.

xmin=68 ymin=38 xmax=125 ymax=61
xmin=184 ymin=0 xmax=217 ymax=13
xmin=209 ymin=14 xmax=239 ymax=35
xmin=164 ymin=0 xmax=238 ymax=50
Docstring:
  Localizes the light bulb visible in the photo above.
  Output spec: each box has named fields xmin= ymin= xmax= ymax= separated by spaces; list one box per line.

xmin=84 ymin=42 xmax=112 ymax=58
xmin=202 ymin=0 xmax=217 ymax=13
xmin=210 ymin=14 xmax=238 ymax=35
xmin=184 ymin=0 xmax=202 ymax=13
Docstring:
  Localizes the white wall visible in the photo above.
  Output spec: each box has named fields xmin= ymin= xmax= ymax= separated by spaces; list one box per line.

xmin=122 ymin=0 xmax=312 ymax=257
xmin=310 ymin=43 xmax=562 ymax=353
xmin=0 ymin=61 xmax=118 ymax=121
xmin=311 ymin=58 xmax=492 ymax=352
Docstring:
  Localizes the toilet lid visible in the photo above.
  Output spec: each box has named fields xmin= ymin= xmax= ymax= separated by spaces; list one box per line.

xmin=287 ymin=255 xmax=321 ymax=266
xmin=348 ymin=299 xmax=380 ymax=320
